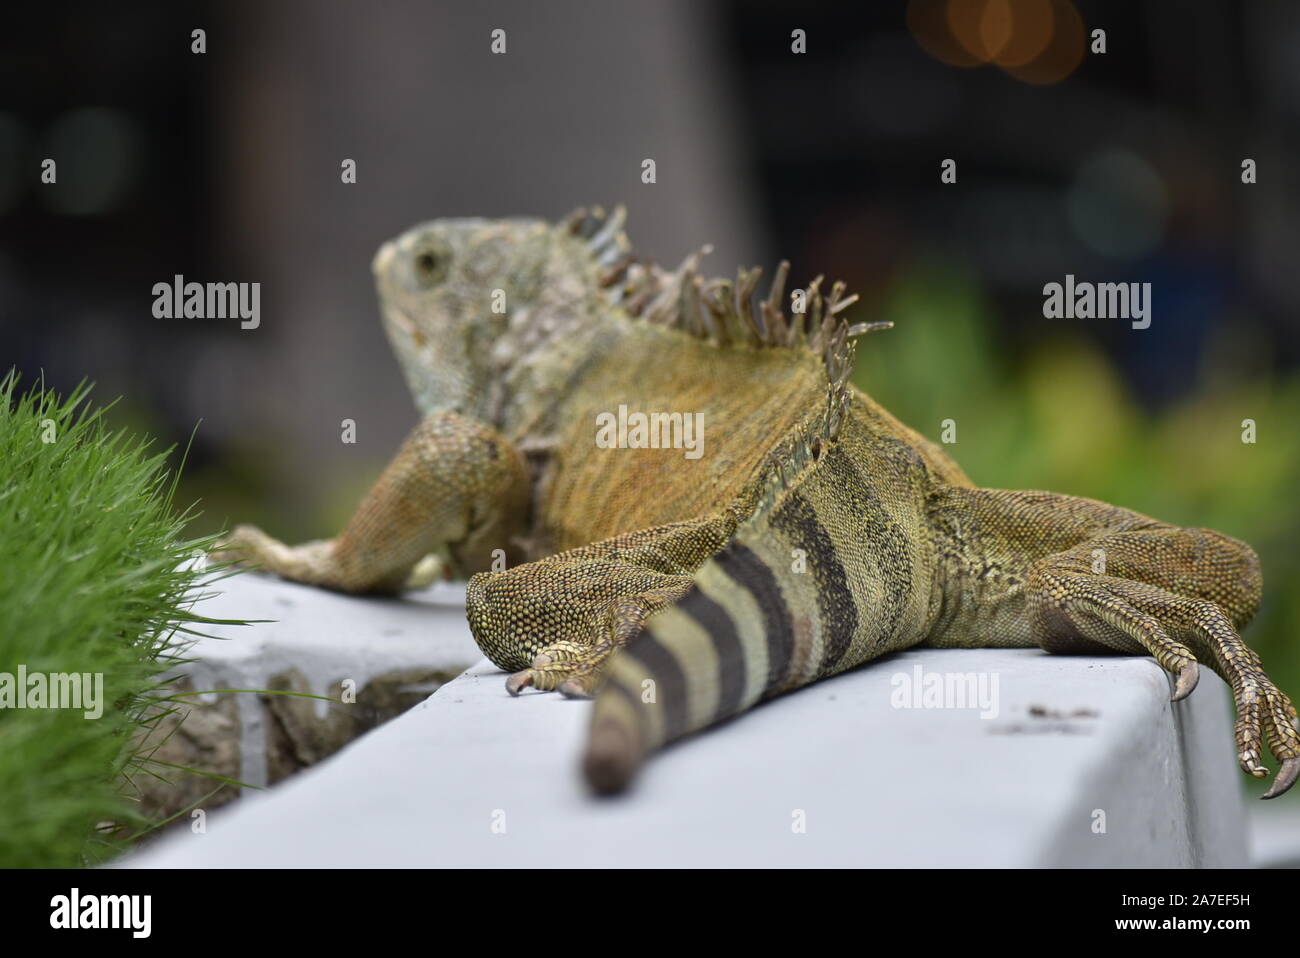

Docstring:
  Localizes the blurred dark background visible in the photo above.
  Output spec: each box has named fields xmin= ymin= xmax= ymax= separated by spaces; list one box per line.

xmin=3 ymin=1 xmax=1299 ymax=765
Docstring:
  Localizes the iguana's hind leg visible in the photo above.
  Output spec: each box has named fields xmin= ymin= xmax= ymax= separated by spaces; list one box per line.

xmin=1027 ymin=528 xmax=1298 ymax=797
xmin=931 ymin=487 xmax=1299 ymax=798
xmin=465 ymin=511 xmax=743 ymax=697
xmin=211 ymin=411 xmax=530 ymax=593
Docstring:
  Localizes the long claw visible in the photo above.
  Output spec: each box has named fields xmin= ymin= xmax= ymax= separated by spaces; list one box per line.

xmin=1262 ymin=758 xmax=1300 ymax=800
xmin=505 ymin=671 xmax=534 ymax=696
xmin=558 ymin=679 xmax=594 ymax=700
xmin=1171 ymin=662 xmax=1199 ymax=702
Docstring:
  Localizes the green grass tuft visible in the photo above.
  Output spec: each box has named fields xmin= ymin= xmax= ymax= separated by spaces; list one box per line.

xmin=0 ymin=371 xmax=238 ymax=866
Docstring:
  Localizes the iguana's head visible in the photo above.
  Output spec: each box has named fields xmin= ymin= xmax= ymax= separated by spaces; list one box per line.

xmin=372 ymin=216 xmax=578 ymax=418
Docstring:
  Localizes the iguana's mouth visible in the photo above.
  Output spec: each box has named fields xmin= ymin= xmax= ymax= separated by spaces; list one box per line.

xmin=386 ymin=302 xmax=426 ymax=347
xmin=373 ymin=239 xmax=432 ymax=349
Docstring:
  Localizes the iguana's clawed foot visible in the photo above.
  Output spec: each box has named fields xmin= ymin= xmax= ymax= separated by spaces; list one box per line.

xmin=1169 ymin=646 xmax=1296 ymax=796
xmin=1232 ymin=676 xmax=1300 ymax=797
xmin=210 ymin=524 xmax=340 ymax=585
xmin=1158 ymin=653 xmax=1296 ymax=796
xmin=1171 ymin=662 xmax=1199 ymax=702
xmin=504 ymin=644 xmax=611 ymax=698
xmin=1032 ymin=566 xmax=1300 ymax=798
xmin=210 ymin=524 xmax=423 ymax=593
xmin=1191 ymin=620 xmax=1300 ymax=796
xmin=556 ymin=678 xmax=597 ymax=699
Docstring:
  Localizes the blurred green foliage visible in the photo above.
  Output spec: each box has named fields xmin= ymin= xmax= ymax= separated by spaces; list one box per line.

xmin=858 ymin=260 xmax=1300 ymax=795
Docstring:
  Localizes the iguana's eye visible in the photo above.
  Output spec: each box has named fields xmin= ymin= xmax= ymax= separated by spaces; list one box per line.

xmin=413 ymin=248 xmax=447 ymax=287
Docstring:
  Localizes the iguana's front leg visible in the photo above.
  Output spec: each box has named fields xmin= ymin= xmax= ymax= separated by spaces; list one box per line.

xmin=466 ymin=510 xmax=743 ymax=696
xmin=929 ymin=487 xmax=1300 ymax=798
xmin=212 ymin=411 xmax=530 ymax=593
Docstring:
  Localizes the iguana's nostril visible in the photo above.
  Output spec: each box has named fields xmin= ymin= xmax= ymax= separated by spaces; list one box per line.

xmin=372 ymin=240 xmax=398 ymax=277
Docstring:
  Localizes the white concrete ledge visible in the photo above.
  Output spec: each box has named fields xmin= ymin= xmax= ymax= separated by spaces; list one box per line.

xmin=125 ymin=575 xmax=1250 ymax=866
xmin=131 ymin=572 xmax=477 ymax=821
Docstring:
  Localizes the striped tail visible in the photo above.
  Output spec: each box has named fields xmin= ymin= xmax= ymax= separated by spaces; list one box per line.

xmin=583 ymin=285 xmax=911 ymax=793
xmin=584 ymin=515 xmax=837 ymax=793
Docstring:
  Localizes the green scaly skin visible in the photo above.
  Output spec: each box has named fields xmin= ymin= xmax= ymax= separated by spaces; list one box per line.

xmin=213 ymin=207 xmax=1299 ymax=797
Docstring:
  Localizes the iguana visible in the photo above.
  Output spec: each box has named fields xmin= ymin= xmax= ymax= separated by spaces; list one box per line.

xmin=213 ymin=206 xmax=1299 ymax=797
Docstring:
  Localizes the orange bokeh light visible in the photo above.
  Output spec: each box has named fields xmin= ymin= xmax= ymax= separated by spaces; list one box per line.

xmin=908 ymin=0 xmax=1085 ymax=84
